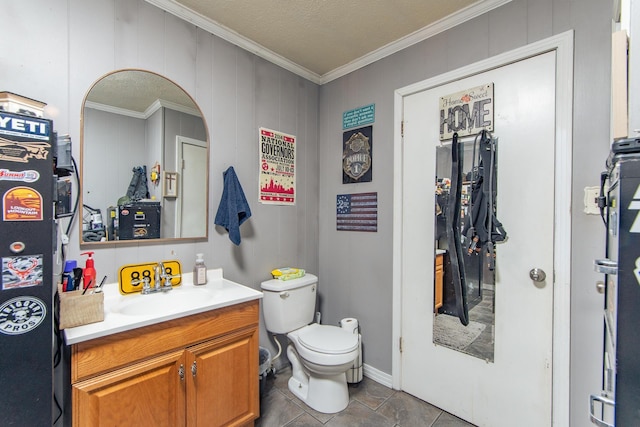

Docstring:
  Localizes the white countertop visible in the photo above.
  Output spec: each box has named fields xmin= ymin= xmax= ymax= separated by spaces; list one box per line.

xmin=63 ymin=268 xmax=263 ymax=345
xmin=436 ymin=249 xmax=447 ymax=255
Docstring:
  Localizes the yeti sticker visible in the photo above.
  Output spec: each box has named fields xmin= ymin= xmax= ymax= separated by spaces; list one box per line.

xmin=0 ymin=296 xmax=46 ymax=335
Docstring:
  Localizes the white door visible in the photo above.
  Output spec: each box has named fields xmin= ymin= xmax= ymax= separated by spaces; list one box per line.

xmin=400 ymin=51 xmax=557 ymax=426
xmin=176 ymin=136 xmax=207 ymax=238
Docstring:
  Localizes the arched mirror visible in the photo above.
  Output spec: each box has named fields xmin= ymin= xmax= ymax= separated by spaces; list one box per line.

xmin=80 ymin=69 xmax=209 ymax=245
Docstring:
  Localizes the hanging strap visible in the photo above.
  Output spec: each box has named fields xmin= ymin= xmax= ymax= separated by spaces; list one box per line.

xmin=445 ymin=132 xmax=469 ymax=326
xmin=463 ymin=130 xmax=507 ymax=271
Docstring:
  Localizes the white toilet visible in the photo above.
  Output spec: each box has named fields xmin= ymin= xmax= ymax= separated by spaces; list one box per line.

xmin=261 ymin=274 xmax=359 ymax=413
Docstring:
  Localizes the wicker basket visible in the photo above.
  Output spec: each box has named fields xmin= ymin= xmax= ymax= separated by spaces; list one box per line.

xmin=58 ymin=285 xmax=104 ymax=329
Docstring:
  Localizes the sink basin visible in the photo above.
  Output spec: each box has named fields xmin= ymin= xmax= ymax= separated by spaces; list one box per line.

xmin=112 ymin=287 xmax=214 ymax=316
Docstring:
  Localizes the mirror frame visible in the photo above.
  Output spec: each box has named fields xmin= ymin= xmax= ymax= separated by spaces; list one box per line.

xmin=79 ymin=68 xmax=210 ymax=247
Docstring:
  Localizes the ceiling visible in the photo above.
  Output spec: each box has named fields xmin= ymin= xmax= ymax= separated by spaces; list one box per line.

xmin=146 ymin=0 xmax=510 ymax=84
xmin=85 ymin=70 xmax=198 ymax=115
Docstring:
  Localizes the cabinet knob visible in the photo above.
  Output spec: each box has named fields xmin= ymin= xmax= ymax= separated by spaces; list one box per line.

xmin=178 ymin=364 xmax=184 ymax=381
xmin=191 ymin=361 xmax=197 ymax=377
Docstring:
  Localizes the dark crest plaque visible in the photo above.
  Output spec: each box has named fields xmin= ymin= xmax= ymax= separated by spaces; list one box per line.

xmin=342 ymin=125 xmax=372 ymax=184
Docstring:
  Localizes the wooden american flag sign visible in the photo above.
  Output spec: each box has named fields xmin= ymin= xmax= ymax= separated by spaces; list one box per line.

xmin=336 ymin=192 xmax=378 ymax=232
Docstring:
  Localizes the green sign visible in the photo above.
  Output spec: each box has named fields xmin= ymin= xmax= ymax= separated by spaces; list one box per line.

xmin=343 ymin=104 xmax=375 ymax=129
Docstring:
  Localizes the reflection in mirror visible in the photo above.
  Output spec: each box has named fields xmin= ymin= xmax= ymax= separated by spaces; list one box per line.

xmin=80 ymin=70 xmax=208 ymax=245
xmin=433 ymin=135 xmax=498 ymax=362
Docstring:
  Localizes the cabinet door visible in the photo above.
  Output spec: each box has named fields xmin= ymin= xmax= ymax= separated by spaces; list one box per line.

xmin=73 ymin=350 xmax=186 ymax=427
xmin=435 ymin=254 xmax=444 ymax=311
xmin=186 ymin=327 xmax=259 ymax=427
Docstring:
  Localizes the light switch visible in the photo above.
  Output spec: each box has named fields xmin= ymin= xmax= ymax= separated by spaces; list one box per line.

xmin=584 ymin=186 xmax=601 ymax=215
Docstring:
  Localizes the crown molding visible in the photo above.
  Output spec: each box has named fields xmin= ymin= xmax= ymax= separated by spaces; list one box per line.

xmin=84 ymin=101 xmax=147 ymax=119
xmin=145 ymin=0 xmax=323 ymax=84
xmin=85 ymin=99 xmax=200 ymax=119
xmin=321 ymin=0 xmax=512 ymax=84
xmin=146 ymin=0 xmax=511 ymax=85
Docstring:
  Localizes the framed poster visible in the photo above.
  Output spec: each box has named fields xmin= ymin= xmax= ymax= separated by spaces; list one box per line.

xmin=259 ymin=128 xmax=296 ymax=205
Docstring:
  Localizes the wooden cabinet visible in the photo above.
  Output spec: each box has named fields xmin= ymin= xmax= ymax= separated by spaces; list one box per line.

xmin=435 ymin=253 xmax=444 ymax=312
xmin=71 ymin=300 xmax=259 ymax=427
xmin=186 ymin=328 xmax=256 ymax=426
xmin=73 ymin=350 xmax=186 ymax=426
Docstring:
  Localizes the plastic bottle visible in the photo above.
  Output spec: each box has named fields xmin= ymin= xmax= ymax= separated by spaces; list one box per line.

xmin=62 ymin=260 xmax=77 ymax=292
xmin=193 ymin=253 xmax=207 ymax=285
xmin=81 ymin=251 xmax=97 ymax=290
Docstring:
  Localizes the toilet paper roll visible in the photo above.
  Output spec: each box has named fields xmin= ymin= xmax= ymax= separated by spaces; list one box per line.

xmin=340 ymin=317 xmax=358 ymax=334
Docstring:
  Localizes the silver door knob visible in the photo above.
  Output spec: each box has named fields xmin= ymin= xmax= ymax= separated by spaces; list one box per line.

xmin=595 ymin=281 xmax=605 ymax=294
xmin=529 ymin=268 xmax=546 ymax=282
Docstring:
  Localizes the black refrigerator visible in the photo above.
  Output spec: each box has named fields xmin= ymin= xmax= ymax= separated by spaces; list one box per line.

xmin=591 ymin=141 xmax=640 ymax=426
xmin=0 ymin=110 xmax=55 ymax=425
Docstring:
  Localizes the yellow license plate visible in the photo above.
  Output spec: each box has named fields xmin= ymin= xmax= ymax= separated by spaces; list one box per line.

xmin=118 ymin=260 xmax=182 ymax=295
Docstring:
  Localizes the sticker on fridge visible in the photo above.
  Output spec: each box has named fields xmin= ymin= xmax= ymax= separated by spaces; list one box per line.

xmin=2 ymin=255 xmax=43 ymax=290
xmin=0 ymin=112 xmax=51 ymax=163
xmin=0 ymin=296 xmax=46 ymax=335
xmin=0 ymin=169 xmax=40 ymax=183
xmin=3 ymin=186 xmax=43 ymax=221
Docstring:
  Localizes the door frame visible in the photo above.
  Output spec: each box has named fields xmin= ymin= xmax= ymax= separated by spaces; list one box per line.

xmin=392 ymin=30 xmax=574 ymax=426
xmin=175 ymin=135 xmax=207 ymax=238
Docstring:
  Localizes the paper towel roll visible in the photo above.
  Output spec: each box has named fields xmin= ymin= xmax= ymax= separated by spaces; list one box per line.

xmin=340 ymin=317 xmax=358 ymax=334
xmin=340 ymin=317 xmax=363 ymax=383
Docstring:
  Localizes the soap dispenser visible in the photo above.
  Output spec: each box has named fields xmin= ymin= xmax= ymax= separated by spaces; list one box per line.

xmin=193 ymin=253 xmax=207 ymax=285
xmin=81 ymin=251 xmax=97 ymax=289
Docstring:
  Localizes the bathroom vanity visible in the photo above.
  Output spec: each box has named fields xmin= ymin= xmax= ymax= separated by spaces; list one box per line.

xmin=64 ymin=269 xmax=262 ymax=426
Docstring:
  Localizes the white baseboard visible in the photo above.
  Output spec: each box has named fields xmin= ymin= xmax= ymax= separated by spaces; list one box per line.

xmin=363 ymin=363 xmax=393 ymax=388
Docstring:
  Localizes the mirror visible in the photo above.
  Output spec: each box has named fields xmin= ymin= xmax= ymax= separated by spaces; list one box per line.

xmin=80 ymin=69 xmax=209 ymax=245
xmin=433 ymin=136 xmax=497 ymax=362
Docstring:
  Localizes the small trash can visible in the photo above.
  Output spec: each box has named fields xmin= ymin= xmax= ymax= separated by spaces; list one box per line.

xmin=258 ymin=346 xmax=271 ymax=396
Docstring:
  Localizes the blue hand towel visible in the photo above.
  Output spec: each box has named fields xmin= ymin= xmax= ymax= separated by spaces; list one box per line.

xmin=214 ymin=166 xmax=252 ymax=245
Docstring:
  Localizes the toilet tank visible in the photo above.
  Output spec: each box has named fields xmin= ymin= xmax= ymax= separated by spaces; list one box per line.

xmin=260 ymin=274 xmax=318 ymax=334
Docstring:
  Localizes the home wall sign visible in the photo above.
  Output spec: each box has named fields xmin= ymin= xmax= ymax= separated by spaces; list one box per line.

xmin=259 ymin=127 xmax=296 ymax=205
xmin=342 ymin=125 xmax=373 ymax=184
xmin=439 ymin=83 xmax=494 ymax=140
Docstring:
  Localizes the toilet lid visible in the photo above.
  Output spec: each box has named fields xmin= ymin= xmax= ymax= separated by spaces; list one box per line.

xmin=297 ymin=325 xmax=358 ymax=354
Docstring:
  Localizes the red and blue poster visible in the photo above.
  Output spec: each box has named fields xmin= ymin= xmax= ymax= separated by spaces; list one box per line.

xmin=336 ymin=192 xmax=378 ymax=232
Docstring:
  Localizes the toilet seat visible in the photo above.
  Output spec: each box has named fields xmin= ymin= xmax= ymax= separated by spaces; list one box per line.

xmin=297 ymin=324 xmax=358 ymax=354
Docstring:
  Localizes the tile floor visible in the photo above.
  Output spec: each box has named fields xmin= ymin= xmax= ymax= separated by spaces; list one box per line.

xmin=256 ymin=367 xmax=475 ymax=427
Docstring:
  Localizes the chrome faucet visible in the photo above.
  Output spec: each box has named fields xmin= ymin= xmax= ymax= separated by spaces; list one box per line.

xmin=154 ymin=262 xmax=165 ymax=291
xmin=139 ymin=262 xmax=174 ymax=294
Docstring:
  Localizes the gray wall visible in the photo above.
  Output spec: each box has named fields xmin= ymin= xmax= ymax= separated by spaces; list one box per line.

xmin=318 ymin=1 xmax=612 ymax=426
xmin=2 ymin=0 xmax=319 ymax=373
xmin=83 ymin=109 xmax=147 ymax=215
